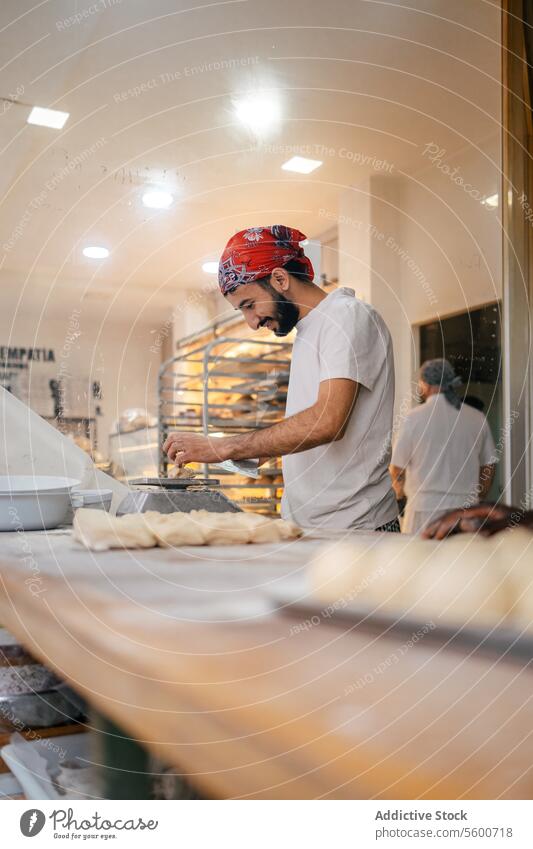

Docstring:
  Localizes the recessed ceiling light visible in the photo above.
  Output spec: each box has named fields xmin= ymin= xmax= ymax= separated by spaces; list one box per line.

xmin=233 ymin=92 xmax=281 ymax=135
xmin=27 ymin=106 xmax=69 ymax=129
xmin=202 ymin=261 xmax=219 ymax=274
xmin=482 ymin=193 xmax=498 ymax=208
xmin=83 ymin=246 xmax=109 ymax=259
xmin=282 ymin=156 xmax=323 ymax=174
xmin=142 ymin=189 xmax=174 ymax=209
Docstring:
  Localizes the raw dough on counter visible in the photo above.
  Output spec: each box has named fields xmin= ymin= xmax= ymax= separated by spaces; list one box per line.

xmin=72 ymin=508 xmax=301 ymax=551
xmin=73 ymin=509 xmax=157 ymax=551
xmin=310 ymin=529 xmax=533 ymax=631
xmin=190 ymin=510 xmax=295 ymax=545
xmin=143 ymin=511 xmax=206 ymax=547
xmin=168 ymin=465 xmax=198 ymax=480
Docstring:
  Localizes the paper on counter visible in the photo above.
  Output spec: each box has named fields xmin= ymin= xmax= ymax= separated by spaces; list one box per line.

xmin=214 ymin=459 xmax=259 ymax=478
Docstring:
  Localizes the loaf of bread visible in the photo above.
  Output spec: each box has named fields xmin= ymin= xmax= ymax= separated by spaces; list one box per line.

xmin=310 ymin=529 xmax=533 ymax=631
xmin=72 ymin=508 xmax=301 ymax=551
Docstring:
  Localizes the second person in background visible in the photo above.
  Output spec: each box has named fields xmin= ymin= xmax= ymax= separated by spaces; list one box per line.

xmin=390 ymin=359 xmax=497 ymax=534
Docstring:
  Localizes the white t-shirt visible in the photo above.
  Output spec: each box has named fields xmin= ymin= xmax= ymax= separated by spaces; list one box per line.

xmin=391 ymin=393 xmax=497 ymax=511
xmin=281 ymin=287 xmax=397 ymax=530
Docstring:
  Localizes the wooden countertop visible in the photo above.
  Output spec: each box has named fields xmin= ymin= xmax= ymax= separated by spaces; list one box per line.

xmin=0 ymin=530 xmax=532 ymax=799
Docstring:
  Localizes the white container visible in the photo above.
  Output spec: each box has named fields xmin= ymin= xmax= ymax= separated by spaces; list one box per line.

xmin=71 ymin=489 xmax=113 ymax=512
xmin=0 ymin=476 xmax=80 ymax=493
xmin=1 ymin=732 xmax=93 ymax=800
xmin=0 ymin=476 xmax=80 ymax=532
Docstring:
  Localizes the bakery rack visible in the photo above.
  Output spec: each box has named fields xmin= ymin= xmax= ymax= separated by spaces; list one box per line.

xmin=158 ymin=329 xmax=291 ymax=514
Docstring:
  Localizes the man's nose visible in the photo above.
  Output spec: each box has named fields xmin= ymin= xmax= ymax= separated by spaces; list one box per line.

xmin=247 ymin=313 xmax=261 ymax=330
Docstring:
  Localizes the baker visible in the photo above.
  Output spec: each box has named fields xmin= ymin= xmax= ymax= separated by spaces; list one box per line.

xmin=390 ymin=358 xmax=497 ymax=534
xmin=164 ymin=225 xmax=399 ymax=531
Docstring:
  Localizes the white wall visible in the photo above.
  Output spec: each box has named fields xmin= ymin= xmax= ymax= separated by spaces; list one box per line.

xmin=400 ymin=134 xmax=502 ymax=324
xmin=337 ymin=134 xmax=502 ymax=408
xmin=337 ymin=176 xmax=414 ymax=412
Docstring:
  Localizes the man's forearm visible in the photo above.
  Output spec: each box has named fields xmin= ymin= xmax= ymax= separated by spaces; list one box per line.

xmin=478 ymin=464 xmax=496 ymax=500
xmin=163 ymin=379 xmax=358 ymax=466
xmin=221 ymin=405 xmax=338 ymax=462
xmin=389 ymin=465 xmax=406 ymax=499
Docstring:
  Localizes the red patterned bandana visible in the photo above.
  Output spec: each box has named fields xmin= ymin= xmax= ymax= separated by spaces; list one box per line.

xmin=218 ymin=225 xmax=314 ymax=294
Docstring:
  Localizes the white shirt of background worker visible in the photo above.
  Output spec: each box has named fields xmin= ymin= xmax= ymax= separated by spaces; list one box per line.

xmin=164 ymin=225 xmax=398 ymax=531
xmin=390 ymin=358 xmax=497 ymax=535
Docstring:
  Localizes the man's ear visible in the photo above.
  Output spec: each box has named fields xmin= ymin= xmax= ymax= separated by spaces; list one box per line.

xmin=270 ymin=267 xmax=290 ymax=293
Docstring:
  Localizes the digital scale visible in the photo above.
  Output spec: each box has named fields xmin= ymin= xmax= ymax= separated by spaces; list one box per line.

xmin=116 ymin=477 xmax=241 ymax=516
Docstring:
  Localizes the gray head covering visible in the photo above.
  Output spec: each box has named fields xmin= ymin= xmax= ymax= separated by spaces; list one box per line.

xmin=419 ymin=358 xmax=462 ymax=409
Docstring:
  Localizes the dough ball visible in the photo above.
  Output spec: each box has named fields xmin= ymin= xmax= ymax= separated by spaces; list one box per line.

xmin=73 ymin=509 xmax=156 ymax=551
xmin=408 ymin=533 xmax=510 ymax=628
xmin=310 ymin=538 xmax=377 ymax=604
xmin=310 ymin=532 xmax=515 ymax=628
xmin=197 ymin=512 xmax=254 ymax=545
xmin=499 ymin=528 xmax=533 ymax=631
xmin=276 ymin=519 xmax=302 ymax=541
xmin=143 ymin=512 xmax=206 ymax=547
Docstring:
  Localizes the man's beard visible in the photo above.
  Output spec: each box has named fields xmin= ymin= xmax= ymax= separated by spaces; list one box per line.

xmin=259 ymin=286 xmax=300 ymax=336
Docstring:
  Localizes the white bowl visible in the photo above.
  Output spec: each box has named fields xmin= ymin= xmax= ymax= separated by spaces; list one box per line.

xmin=0 ymin=477 xmax=80 ymax=531
xmin=0 ymin=476 xmax=80 ymax=494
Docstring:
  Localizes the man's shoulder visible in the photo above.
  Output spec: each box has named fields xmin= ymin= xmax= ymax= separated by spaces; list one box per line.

xmin=401 ymin=402 xmax=433 ymax=428
xmin=322 ymin=289 xmax=389 ymax=329
xmin=404 ymin=402 xmax=426 ymax=419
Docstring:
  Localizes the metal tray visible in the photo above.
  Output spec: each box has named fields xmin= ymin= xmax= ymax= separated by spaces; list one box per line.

xmin=270 ymin=587 xmax=533 ymax=664
xmin=129 ymin=477 xmax=220 ymax=489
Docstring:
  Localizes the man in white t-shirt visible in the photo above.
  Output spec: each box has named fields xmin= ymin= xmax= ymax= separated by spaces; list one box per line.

xmin=390 ymin=358 xmax=497 ymax=534
xmin=164 ymin=225 xmax=398 ymax=531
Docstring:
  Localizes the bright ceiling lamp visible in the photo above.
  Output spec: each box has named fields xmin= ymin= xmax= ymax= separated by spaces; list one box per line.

xmin=482 ymin=193 xmax=498 ymax=208
xmin=234 ymin=92 xmax=281 ymax=135
xmin=282 ymin=156 xmax=323 ymax=174
xmin=83 ymin=246 xmax=109 ymax=259
xmin=142 ymin=189 xmax=174 ymax=209
xmin=27 ymin=106 xmax=69 ymax=129
xmin=202 ymin=261 xmax=219 ymax=274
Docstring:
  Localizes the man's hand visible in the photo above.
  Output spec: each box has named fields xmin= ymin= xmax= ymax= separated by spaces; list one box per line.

xmin=163 ymin=432 xmax=230 ymax=465
xmin=422 ymin=503 xmax=524 ymax=539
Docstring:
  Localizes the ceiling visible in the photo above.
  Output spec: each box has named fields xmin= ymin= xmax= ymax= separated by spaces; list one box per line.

xmin=0 ymin=0 xmax=501 ymax=323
